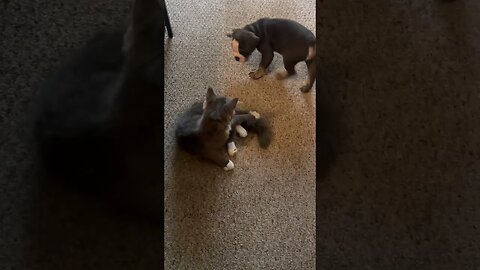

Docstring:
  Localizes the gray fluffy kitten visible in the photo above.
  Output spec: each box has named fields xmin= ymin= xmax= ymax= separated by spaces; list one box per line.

xmin=175 ymin=87 xmax=272 ymax=170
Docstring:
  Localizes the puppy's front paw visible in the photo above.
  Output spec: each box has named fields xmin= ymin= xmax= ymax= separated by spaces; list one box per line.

xmin=227 ymin=142 xmax=237 ymax=156
xmin=248 ymin=71 xmax=261 ymax=79
xmin=224 ymin=160 xmax=234 ymax=171
xmin=249 ymin=111 xmax=260 ymax=119
xmin=236 ymin=125 xmax=248 ymax=137
xmin=248 ymin=69 xmax=265 ymax=80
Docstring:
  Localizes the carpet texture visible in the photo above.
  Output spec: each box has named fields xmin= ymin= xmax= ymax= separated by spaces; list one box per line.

xmin=1 ymin=1 xmax=165 ymax=269
xmin=2 ymin=0 xmax=480 ymax=269
xmin=317 ymin=0 xmax=480 ymax=269
xmin=163 ymin=0 xmax=316 ymax=269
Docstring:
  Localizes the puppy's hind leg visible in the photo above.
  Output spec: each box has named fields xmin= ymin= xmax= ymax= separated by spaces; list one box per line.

xmin=300 ymin=58 xmax=316 ymax=93
xmin=276 ymin=57 xmax=299 ymax=80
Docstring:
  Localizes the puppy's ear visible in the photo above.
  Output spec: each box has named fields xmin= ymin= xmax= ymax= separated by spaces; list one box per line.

xmin=227 ymin=29 xmax=240 ymax=38
xmin=249 ymin=32 xmax=261 ymax=46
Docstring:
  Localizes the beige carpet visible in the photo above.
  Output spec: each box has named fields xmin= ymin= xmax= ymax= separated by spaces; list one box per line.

xmin=164 ymin=0 xmax=316 ymax=268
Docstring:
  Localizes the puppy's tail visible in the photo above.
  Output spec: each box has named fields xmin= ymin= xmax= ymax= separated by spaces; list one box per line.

xmin=243 ymin=117 xmax=272 ymax=148
xmin=306 ymin=44 xmax=316 ymax=62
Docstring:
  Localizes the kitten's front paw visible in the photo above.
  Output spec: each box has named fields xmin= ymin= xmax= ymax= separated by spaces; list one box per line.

xmin=236 ymin=125 xmax=248 ymax=137
xmin=224 ymin=160 xmax=234 ymax=171
xmin=249 ymin=111 xmax=260 ymax=119
xmin=227 ymin=142 xmax=237 ymax=156
xmin=248 ymin=69 xmax=265 ymax=80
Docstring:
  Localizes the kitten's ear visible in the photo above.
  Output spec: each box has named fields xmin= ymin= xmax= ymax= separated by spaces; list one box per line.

xmin=231 ymin=98 xmax=239 ymax=107
xmin=206 ymin=87 xmax=216 ymax=102
xmin=123 ymin=0 xmax=165 ymax=69
xmin=224 ymin=98 xmax=239 ymax=112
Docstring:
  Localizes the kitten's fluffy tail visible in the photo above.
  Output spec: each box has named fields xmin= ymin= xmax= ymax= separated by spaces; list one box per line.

xmin=244 ymin=117 xmax=272 ymax=148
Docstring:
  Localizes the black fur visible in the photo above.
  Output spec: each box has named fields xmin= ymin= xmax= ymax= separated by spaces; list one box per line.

xmin=229 ymin=18 xmax=316 ymax=92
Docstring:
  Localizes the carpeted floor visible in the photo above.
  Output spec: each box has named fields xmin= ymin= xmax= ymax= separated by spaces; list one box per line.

xmin=163 ymin=0 xmax=316 ymax=269
xmin=2 ymin=0 xmax=480 ymax=269
xmin=317 ymin=0 xmax=480 ymax=269
xmin=1 ymin=1 xmax=166 ymax=269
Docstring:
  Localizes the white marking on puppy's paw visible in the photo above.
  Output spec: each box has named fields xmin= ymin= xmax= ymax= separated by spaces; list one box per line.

xmin=227 ymin=142 xmax=237 ymax=156
xmin=236 ymin=125 xmax=248 ymax=137
xmin=224 ymin=160 xmax=234 ymax=171
xmin=249 ymin=111 xmax=260 ymax=119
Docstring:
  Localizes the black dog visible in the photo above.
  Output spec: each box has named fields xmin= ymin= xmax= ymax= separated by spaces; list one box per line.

xmin=228 ymin=18 xmax=316 ymax=92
